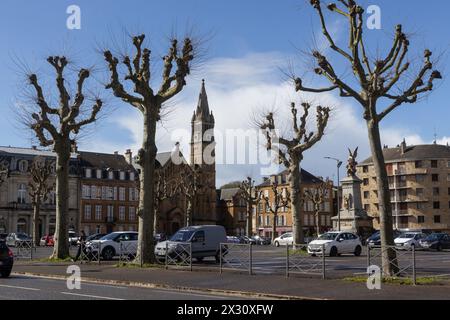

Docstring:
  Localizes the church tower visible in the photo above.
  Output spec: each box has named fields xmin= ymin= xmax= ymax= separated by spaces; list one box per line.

xmin=190 ymin=80 xmax=217 ymax=224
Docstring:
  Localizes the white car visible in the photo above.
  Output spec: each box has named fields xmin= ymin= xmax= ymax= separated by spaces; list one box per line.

xmin=307 ymin=231 xmax=362 ymax=257
xmin=86 ymin=231 xmax=138 ymax=260
xmin=273 ymin=232 xmax=293 ymax=247
xmin=69 ymin=231 xmax=79 ymax=246
xmin=394 ymin=232 xmax=426 ymax=250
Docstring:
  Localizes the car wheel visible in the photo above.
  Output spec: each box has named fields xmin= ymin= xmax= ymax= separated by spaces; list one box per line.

xmin=354 ymin=245 xmax=362 ymax=257
xmin=330 ymin=246 xmax=338 ymax=257
xmin=0 ymin=269 xmax=11 ymax=278
xmin=274 ymin=241 xmax=280 ymax=247
xmin=101 ymin=247 xmax=115 ymax=260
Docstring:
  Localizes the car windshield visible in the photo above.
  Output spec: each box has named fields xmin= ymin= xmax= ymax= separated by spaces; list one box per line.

xmin=399 ymin=233 xmax=416 ymax=239
xmin=318 ymin=233 xmax=338 ymax=241
xmin=170 ymin=230 xmax=195 ymax=242
xmin=16 ymin=233 xmax=29 ymax=239
xmin=100 ymin=233 xmax=119 ymax=241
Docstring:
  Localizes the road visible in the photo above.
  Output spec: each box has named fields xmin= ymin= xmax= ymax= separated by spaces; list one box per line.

xmin=0 ymin=274 xmax=247 ymax=300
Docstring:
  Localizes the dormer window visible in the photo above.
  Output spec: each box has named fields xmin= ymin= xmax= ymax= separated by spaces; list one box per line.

xmin=108 ymin=171 xmax=114 ymax=180
xmin=18 ymin=160 xmax=28 ymax=173
xmin=119 ymin=171 xmax=125 ymax=181
xmin=96 ymin=169 xmax=102 ymax=179
xmin=85 ymin=168 xmax=92 ymax=178
xmin=129 ymin=172 xmax=135 ymax=181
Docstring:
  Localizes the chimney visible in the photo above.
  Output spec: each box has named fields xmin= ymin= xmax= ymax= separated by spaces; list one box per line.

xmin=400 ymin=139 xmax=407 ymax=154
xmin=31 ymin=146 xmax=37 ymax=150
xmin=114 ymin=151 xmax=119 ymax=156
xmin=125 ymin=149 xmax=133 ymax=164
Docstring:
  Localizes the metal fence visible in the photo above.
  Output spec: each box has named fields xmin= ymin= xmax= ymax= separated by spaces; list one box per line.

xmin=164 ymin=241 xmax=192 ymax=271
xmin=11 ymin=241 xmax=34 ymax=260
xmin=219 ymin=243 xmax=252 ymax=275
xmin=78 ymin=242 xmax=101 ymax=264
xmin=286 ymin=244 xmax=326 ymax=279
xmin=119 ymin=241 xmax=140 ymax=265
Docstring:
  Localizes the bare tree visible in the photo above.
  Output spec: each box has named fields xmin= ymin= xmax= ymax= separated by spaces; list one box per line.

xmin=28 ymin=157 xmax=54 ymax=246
xmin=260 ymin=102 xmax=330 ymax=246
xmin=262 ymin=180 xmax=290 ymax=241
xmin=104 ymin=34 xmax=195 ymax=263
xmin=295 ymin=0 xmax=441 ymax=275
xmin=239 ymin=177 xmax=258 ymax=237
xmin=175 ymin=166 xmax=203 ymax=227
xmin=23 ymin=56 xmax=103 ymax=259
xmin=303 ymin=178 xmax=332 ymax=237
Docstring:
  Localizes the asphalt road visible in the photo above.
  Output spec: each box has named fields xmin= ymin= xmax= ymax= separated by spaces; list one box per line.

xmin=0 ymin=274 xmax=246 ymax=300
xmin=12 ymin=245 xmax=450 ymax=279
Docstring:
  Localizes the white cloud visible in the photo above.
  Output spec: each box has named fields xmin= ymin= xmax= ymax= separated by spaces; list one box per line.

xmin=84 ymin=51 xmax=442 ymax=187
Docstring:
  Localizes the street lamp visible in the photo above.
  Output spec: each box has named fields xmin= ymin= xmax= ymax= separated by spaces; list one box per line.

xmin=324 ymin=157 xmax=343 ymax=231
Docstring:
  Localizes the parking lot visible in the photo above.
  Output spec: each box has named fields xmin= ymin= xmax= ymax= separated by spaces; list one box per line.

xmin=12 ymin=244 xmax=450 ymax=280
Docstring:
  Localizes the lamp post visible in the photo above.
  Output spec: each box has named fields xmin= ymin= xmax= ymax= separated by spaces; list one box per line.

xmin=325 ymin=157 xmax=343 ymax=231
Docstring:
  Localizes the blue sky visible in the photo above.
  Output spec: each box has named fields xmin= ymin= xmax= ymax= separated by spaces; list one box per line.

xmin=0 ymin=0 xmax=449 ymax=185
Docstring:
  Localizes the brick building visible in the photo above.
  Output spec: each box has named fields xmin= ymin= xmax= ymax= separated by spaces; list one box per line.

xmin=217 ymin=183 xmax=247 ymax=236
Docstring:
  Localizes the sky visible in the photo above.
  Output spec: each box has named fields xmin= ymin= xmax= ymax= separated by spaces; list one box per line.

xmin=0 ymin=0 xmax=449 ymax=186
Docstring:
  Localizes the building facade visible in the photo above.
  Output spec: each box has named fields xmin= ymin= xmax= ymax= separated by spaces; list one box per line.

xmin=358 ymin=142 xmax=450 ymax=233
xmin=253 ymin=169 xmax=334 ymax=238
xmin=0 ymin=147 xmax=79 ymax=237
xmin=217 ymin=183 xmax=247 ymax=236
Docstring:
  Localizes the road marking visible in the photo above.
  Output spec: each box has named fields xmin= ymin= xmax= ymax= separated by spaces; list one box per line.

xmin=60 ymin=292 xmax=124 ymax=300
xmin=0 ymin=284 xmax=40 ymax=291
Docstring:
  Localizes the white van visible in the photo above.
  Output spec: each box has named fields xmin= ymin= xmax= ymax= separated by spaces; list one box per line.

xmin=154 ymin=225 xmax=227 ymax=263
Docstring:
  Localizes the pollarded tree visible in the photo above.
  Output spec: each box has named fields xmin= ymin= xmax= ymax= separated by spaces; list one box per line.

xmin=295 ymin=0 xmax=441 ymax=275
xmin=239 ymin=177 xmax=258 ymax=237
xmin=104 ymin=35 xmax=195 ymax=263
xmin=260 ymin=102 xmax=330 ymax=246
xmin=303 ymin=178 xmax=332 ymax=237
xmin=262 ymin=179 xmax=290 ymax=242
xmin=28 ymin=157 xmax=54 ymax=246
xmin=25 ymin=56 xmax=103 ymax=259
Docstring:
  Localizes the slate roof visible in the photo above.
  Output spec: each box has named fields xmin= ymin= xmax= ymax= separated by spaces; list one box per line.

xmin=220 ymin=187 xmax=242 ymax=201
xmin=0 ymin=146 xmax=77 ymax=159
xmin=78 ymin=151 xmax=134 ymax=171
xmin=257 ymin=168 xmax=324 ymax=187
xmin=359 ymin=144 xmax=450 ymax=165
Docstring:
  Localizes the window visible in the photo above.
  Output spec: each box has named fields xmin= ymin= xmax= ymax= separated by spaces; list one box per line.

xmin=95 ymin=205 xmax=102 ymax=221
xmin=264 ymin=190 xmax=269 ymax=198
xmin=193 ymin=231 xmax=205 ymax=243
xmin=119 ymin=206 xmax=125 ymax=221
xmin=416 ymin=175 xmax=425 ymax=182
xmin=84 ymin=205 xmax=92 ymax=220
xmin=129 ymin=207 xmax=136 ymax=221
xmin=119 ymin=171 xmax=125 ymax=180
xmin=418 ymin=216 xmax=425 ymax=224
xmin=363 ymin=178 xmax=369 ymax=186
xmin=399 ymin=216 xmax=408 ymax=224
xmin=91 ymin=186 xmax=99 ymax=199
xmin=129 ymin=188 xmax=138 ymax=201
xmin=266 ymin=215 xmax=270 ymax=226
xmin=108 ymin=171 xmax=114 ymax=180
xmin=107 ymin=206 xmax=114 ymax=222
xmin=415 ymin=161 xmax=423 ymax=168
xmin=363 ymin=166 xmax=369 ymax=173
xmin=432 ymin=174 xmax=439 ymax=182
xmin=48 ymin=191 xmax=56 ymax=205
xmin=434 ymin=215 xmax=441 ymax=224
xmin=416 ymin=188 xmax=424 ymax=197
xmin=119 ymin=187 xmax=126 ymax=201
xmin=18 ymin=160 xmax=28 ymax=173
xmin=17 ymin=183 xmax=27 ymax=204
xmin=433 ymin=188 xmax=440 ymax=196
xmin=431 ymin=160 xmax=438 ymax=168
xmin=258 ymin=215 xmax=262 ymax=226
xmin=364 ymin=204 xmax=370 ymax=211
xmin=433 ymin=201 xmax=440 ymax=209
xmin=447 ymin=174 xmax=450 ymax=182
xmin=129 ymin=172 xmax=135 ymax=181
xmin=96 ymin=169 xmax=102 ymax=179
xmin=280 ymin=215 xmax=285 ymax=226
xmin=85 ymin=168 xmax=92 ymax=178
xmin=416 ymin=202 xmax=425 ymax=210
xmin=82 ymin=185 xmax=91 ymax=199
xmin=447 ymin=160 xmax=450 ymax=168
xmin=363 ymin=191 xmax=369 ymax=199
xmin=265 ymin=203 xmax=270 ymax=212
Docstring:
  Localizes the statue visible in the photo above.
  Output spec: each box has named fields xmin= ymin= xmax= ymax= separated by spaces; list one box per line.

xmin=346 ymin=147 xmax=358 ymax=177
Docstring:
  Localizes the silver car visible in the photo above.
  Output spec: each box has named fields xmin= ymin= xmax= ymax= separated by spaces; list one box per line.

xmin=6 ymin=233 xmax=32 ymax=247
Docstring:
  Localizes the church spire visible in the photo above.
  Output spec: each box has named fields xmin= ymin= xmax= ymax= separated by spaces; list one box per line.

xmin=194 ymin=79 xmax=212 ymax=122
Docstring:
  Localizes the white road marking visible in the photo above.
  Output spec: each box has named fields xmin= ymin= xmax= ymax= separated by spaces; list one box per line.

xmin=0 ymin=284 xmax=40 ymax=291
xmin=60 ymin=292 xmax=124 ymax=300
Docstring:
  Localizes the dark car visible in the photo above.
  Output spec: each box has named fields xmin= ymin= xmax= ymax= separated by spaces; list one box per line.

xmin=366 ymin=230 xmax=402 ymax=247
xmin=0 ymin=241 xmax=14 ymax=278
xmin=239 ymin=236 xmax=256 ymax=245
xmin=252 ymin=235 xmax=271 ymax=245
xmin=419 ymin=233 xmax=450 ymax=251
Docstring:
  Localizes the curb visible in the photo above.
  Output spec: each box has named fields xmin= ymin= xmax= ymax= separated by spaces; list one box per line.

xmin=12 ymin=271 xmax=327 ymax=300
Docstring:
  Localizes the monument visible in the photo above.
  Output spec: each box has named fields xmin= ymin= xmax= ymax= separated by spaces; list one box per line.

xmin=332 ymin=148 xmax=373 ymax=236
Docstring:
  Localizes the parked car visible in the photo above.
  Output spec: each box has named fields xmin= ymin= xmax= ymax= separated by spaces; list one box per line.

xmin=154 ymin=233 xmax=167 ymax=244
xmin=419 ymin=233 xmax=450 ymax=251
xmin=5 ymin=233 xmax=32 ymax=247
xmin=252 ymin=235 xmax=271 ymax=245
xmin=0 ymin=240 xmax=13 ymax=278
xmin=273 ymin=232 xmax=293 ymax=247
xmin=307 ymin=231 xmax=362 ymax=257
xmin=85 ymin=233 xmax=107 ymax=243
xmin=40 ymin=234 xmax=54 ymax=247
xmin=239 ymin=236 xmax=256 ymax=245
xmin=69 ymin=231 xmax=79 ymax=246
xmin=394 ymin=232 xmax=426 ymax=250
xmin=226 ymin=236 xmax=241 ymax=244
xmin=366 ymin=230 xmax=402 ymax=247
xmin=86 ymin=231 xmax=138 ymax=260
xmin=155 ymin=225 xmax=227 ymax=263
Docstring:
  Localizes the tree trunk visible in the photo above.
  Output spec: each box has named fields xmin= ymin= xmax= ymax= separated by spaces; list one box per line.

xmin=136 ymin=111 xmax=157 ymax=264
xmin=315 ymin=210 xmax=320 ymax=237
xmin=186 ymin=198 xmax=193 ymax=227
xmin=289 ymin=160 xmax=304 ymax=246
xmin=246 ymin=202 xmax=253 ymax=237
xmin=366 ymin=117 xmax=398 ymax=276
xmin=51 ymin=144 xmax=70 ymax=259
xmin=272 ymin=213 xmax=277 ymax=241
xmin=32 ymin=202 xmax=40 ymax=247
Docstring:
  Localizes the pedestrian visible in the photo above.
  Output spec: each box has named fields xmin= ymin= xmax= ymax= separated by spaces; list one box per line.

xmin=73 ymin=230 xmax=86 ymax=262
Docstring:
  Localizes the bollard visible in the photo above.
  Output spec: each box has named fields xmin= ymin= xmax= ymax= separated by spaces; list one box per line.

xmin=286 ymin=244 xmax=290 ymax=278
xmin=249 ymin=243 xmax=253 ymax=275
xmin=322 ymin=244 xmax=326 ymax=280
xmin=189 ymin=243 xmax=192 ymax=272
xmin=412 ymin=245 xmax=416 ymax=286
xmin=367 ymin=245 xmax=371 ymax=268
xmin=219 ymin=244 xmax=223 ymax=274
xmin=98 ymin=242 xmax=101 ymax=265
xmin=165 ymin=241 xmax=169 ymax=270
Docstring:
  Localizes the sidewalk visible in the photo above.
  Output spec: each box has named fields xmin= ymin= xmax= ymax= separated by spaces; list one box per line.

xmin=12 ymin=261 xmax=450 ymax=300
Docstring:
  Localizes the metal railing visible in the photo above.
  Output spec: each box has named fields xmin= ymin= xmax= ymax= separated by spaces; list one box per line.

xmin=78 ymin=242 xmax=101 ymax=264
xmin=219 ymin=243 xmax=252 ymax=275
xmin=119 ymin=241 xmax=139 ymax=265
xmin=11 ymin=241 xmax=34 ymax=260
xmin=164 ymin=241 xmax=192 ymax=271
xmin=367 ymin=245 xmax=416 ymax=284
xmin=286 ymin=244 xmax=326 ymax=279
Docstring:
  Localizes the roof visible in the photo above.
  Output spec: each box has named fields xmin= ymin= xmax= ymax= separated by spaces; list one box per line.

xmin=257 ymin=168 xmax=324 ymax=187
xmin=0 ymin=146 xmax=77 ymax=159
xmin=78 ymin=151 xmax=134 ymax=171
xmin=220 ymin=187 xmax=242 ymax=201
xmin=359 ymin=144 xmax=450 ymax=165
